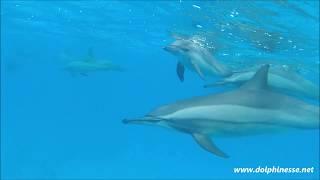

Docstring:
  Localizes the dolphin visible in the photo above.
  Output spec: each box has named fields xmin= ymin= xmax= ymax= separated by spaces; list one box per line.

xmin=64 ymin=49 xmax=124 ymax=76
xmin=204 ymin=66 xmax=319 ymax=100
xmin=123 ymin=65 xmax=319 ymax=158
xmin=163 ymin=35 xmax=232 ymax=81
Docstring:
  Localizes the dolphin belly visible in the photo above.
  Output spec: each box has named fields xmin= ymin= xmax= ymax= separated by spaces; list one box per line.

xmin=161 ymin=105 xmax=318 ymax=136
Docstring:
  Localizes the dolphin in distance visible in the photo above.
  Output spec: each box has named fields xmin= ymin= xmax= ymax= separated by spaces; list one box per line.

xmin=64 ymin=48 xmax=124 ymax=76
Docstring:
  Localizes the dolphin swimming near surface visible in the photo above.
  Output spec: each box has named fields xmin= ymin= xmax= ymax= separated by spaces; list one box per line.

xmin=163 ymin=35 xmax=232 ymax=81
xmin=204 ymin=66 xmax=320 ymax=100
xmin=123 ymin=65 xmax=319 ymax=158
xmin=64 ymin=49 xmax=124 ymax=76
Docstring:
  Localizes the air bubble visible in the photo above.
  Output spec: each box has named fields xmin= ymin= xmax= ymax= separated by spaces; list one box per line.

xmin=192 ymin=5 xmax=201 ymax=9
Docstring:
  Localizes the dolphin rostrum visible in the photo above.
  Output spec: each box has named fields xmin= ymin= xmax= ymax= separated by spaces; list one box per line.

xmin=64 ymin=48 xmax=124 ymax=76
xmin=123 ymin=65 xmax=319 ymax=158
xmin=163 ymin=35 xmax=232 ymax=81
xmin=204 ymin=66 xmax=319 ymax=100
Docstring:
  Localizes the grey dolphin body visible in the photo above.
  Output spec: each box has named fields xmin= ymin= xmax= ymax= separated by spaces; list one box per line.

xmin=124 ymin=65 xmax=319 ymax=158
xmin=65 ymin=61 xmax=124 ymax=76
xmin=205 ymin=67 xmax=319 ymax=100
xmin=64 ymin=49 xmax=124 ymax=76
xmin=164 ymin=35 xmax=232 ymax=81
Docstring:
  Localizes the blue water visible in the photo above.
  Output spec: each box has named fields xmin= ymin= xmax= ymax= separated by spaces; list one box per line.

xmin=1 ymin=1 xmax=319 ymax=179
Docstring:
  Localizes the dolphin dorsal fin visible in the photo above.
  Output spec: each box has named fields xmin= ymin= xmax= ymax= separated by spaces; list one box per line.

xmin=84 ymin=48 xmax=95 ymax=62
xmin=240 ymin=64 xmax=270 ymax=90
xmin=88 ymin=48 xmax=94 ymax=58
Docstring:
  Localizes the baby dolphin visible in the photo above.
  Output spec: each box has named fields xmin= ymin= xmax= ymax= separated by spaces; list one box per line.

xmin=163 ymin=35 xmax=232 ymax=81
xmin=123 ymin=65 xmax=319 ymax=158
xmin=205 ymin=66 xmax=319 ymax=100
xmin=64 ymin=49 xmax=124 ymax=76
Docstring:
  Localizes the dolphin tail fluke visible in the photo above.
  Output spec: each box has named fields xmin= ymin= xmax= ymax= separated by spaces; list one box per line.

xmin=103 ymin=62 xmax=125 ymax=72
xmin=177 ymin=62 xmax=185 ymax=82
xmin=232 ymin=69 xmax=251 ymax=74
xmin=204 ymin=80 xmax=228 ymax=88
xmin=112 ymin=65 xmax=126 ymax=72
xmin=192 ymin=133 xmax=229 ymax=158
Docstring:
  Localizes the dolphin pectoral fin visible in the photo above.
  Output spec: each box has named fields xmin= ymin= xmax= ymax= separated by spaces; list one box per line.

xmin=192 ymin=63 xmax=206 ymax=80
xmin=176 ymin=62 xmax=185 ymax=82
xmin=192 ymin=133 xmax=229 ymax=158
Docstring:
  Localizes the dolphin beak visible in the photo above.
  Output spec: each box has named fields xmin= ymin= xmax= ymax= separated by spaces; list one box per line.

xmin=122 ymin=118 xmax=142 ymax=124
xmin=123 ymin=116 xmax=163 ymax=125
xmin=163 ymin=45 xmax=177 ymax=53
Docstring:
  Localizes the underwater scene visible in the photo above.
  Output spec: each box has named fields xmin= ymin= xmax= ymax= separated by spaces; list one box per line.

xmin=1 ymin=0 xmax=319 ymax=179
